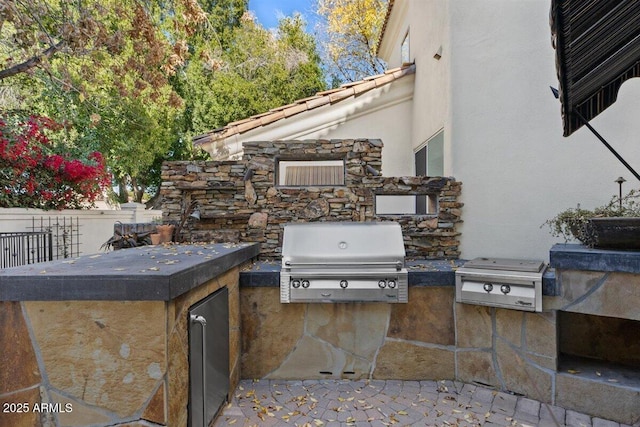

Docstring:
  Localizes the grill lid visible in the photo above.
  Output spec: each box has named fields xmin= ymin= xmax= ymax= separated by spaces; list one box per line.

xmin=462 ymin=257 xmax=545 ymax=273
xmin=281 ymin=222 xmax=405 ymax=267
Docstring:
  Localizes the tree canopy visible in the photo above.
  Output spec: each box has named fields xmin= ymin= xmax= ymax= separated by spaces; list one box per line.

xmin=316 ymin=0 xmax=388 ymax=84
xmin=0 ymin=0 xmax=326 ymax=205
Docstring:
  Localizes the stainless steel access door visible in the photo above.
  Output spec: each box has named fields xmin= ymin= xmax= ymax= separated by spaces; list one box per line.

xmin=189 ymin=287 xmax=229 ymax=427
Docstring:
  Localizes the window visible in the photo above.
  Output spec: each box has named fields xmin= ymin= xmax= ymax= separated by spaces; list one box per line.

xmin=401 ymin=31 xmax=410 ymax=64
xmin=277 ymin=160 xmax=345 ymax=186
xmin=415 ymin=131 xmax=444 ymax=177
xmin=414 ymin=131 xmax=444 ymax=214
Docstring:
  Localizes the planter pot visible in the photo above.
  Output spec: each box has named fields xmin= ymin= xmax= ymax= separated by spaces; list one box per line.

xmin=150 ymin=233 xmax=162 ymax=245
xmin=155 ymin=224 xmax=175 ymax=243
xmin=588 ymin=217 xmax=640 ymax=249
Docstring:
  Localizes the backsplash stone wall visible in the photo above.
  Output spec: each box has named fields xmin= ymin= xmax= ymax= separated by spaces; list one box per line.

xmin=160 ymin=139 xmax=462 ymax=259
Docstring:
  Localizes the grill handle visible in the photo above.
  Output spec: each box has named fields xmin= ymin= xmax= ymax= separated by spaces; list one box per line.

xmin=284 ymin=260 xmax=404 ymax=270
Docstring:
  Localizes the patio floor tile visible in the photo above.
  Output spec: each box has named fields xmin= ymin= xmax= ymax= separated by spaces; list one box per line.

xmin=213 ymin=379 xmax=623 ymax=427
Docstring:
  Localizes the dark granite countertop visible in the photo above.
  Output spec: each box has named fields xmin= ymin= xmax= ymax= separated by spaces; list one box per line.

xmin=0 ymin=243 xmax=259 ymax=301
xmin=550 ymin=243 xmax=640 ymax=274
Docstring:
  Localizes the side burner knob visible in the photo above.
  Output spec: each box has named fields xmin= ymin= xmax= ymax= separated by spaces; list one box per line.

xmin=500 ymin=284 xmax=511 ymax=294
xmin=292 ymin=279 xmax=301 ymax=288
xmin=301 ymin=279 xmax=310 ymax=288
xmin=378 ymin=280 xmax=387 ymax=288
xmin=483 ymin=283 xmax=493 ymax=293
xmin=387 ymin=280 xmax=397 ymax=289
xmin=340 ymin=280 xmax=349 ymax=289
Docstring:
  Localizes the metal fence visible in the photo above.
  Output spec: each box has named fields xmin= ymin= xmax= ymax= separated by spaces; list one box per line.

xmin=29 ymin=216 xmax=81 ymax=260
xmin=0 ymin=231 xmax=53 ymax=268
xmin=0 ymin=216 xmax=81 ymax=269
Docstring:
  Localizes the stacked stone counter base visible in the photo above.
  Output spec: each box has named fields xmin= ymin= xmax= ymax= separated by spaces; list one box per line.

xmin=0 ymin=243 xmax=258 ymax=427
xmin=237 ymin=246 xmax=639 ymax=425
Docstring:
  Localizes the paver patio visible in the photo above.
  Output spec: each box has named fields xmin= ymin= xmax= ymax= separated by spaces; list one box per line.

xmin=213 ymin=379 xmax=637 ymax=427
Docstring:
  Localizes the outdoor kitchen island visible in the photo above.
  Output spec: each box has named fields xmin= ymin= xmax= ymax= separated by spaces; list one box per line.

xmin=0 ymin=242 xmax=259 ymax=427
xmin=238 ymin=245 xmax=639 ymax=425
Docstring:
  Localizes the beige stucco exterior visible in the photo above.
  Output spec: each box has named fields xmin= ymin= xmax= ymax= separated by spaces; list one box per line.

xmin=380 ymin=0 xmax=640 ymax=260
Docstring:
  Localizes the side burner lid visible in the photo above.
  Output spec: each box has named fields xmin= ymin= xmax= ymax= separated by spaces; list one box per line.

xmin=462 ymin=257 xmax=545 ymax=273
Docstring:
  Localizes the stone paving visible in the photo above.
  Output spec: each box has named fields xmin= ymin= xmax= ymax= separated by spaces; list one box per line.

xmin=213 ymin=379 xmax=636 ymax=427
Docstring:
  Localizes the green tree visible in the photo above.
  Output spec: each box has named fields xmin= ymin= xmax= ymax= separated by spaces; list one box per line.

xmin=1 ymin=0 xmax=327 ymax=205
xmin=177 ymin=12 xmax=326 ymax=139
xmin=316 ymin=0 xmax=388 ymax=84
xmin=1 ymin=0 xmax=200 ymax=203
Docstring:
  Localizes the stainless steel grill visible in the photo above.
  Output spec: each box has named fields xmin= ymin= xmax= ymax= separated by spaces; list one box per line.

xmin=280 ymin=222 xmax=408 ymax=303
xmin=455 ymin=257 xmax=547 ymax=312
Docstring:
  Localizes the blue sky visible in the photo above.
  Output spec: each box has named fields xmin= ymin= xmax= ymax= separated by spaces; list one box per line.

xmin=248 ymin=0 xmax=318 ymax=30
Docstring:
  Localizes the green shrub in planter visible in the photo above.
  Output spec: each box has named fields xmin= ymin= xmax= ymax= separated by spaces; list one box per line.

xmin=543 ymin=189 xmax=640 ymax=248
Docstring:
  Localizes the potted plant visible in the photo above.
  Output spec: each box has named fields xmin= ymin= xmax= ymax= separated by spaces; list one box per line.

xmin=543 ymin=189 xmax=640 ymax=249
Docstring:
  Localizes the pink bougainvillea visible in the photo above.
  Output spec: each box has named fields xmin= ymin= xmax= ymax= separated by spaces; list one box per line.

xmin=0 ymin=116 xmax=111 ymax=210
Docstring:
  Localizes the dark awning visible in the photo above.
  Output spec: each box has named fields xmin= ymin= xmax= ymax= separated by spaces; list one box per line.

xmin=551 ymin=0 xmax=640 ymax=136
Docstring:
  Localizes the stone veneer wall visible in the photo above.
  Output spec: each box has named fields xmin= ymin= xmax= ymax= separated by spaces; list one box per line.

xmin=239 ymin=270 xmax=640 ymax=425
xmin=160 ymin=139 xmax=462 ymax=259
xmin=0 ymin=266 xmax=243 ymax=427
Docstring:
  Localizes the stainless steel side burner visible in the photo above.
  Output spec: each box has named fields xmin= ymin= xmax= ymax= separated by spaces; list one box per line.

xmin=455 ymin=257 xmax=547 ymax=312
xmin=280 ymin=222 xmax=408 ymax=303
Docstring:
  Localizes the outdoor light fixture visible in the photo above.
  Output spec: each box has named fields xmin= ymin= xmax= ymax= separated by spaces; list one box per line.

xmin=615 ymin=176 xmax=626 ymax=210
xmin=433 ymin=46 xmax=442 ymax=60
xmin=190 ymin=208 xmax=201 ymax=220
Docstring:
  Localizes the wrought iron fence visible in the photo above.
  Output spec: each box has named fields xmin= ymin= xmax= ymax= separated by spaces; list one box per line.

xmin=0 ymin=216 xmax=81 ymax=269
xmin=0 ymin=231 xmax=53 ymax=268
xmin=28 ymin=216 xmax=81 ymax=260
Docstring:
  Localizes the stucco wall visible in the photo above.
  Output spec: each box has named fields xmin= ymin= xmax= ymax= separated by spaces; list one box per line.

xmin=0 ymin=205 xmax=161 ymax=256
xmin=382 ymin=0 xmax=640 ymax=260
xmin=216 ymin=77 xmax=415 ymax=178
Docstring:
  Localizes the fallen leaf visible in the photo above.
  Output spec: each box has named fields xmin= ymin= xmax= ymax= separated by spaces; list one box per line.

xmin=567 ymin=369 xmax=580 ymax=374
xmin=314 ymin=420 xmax=324 ymax=426
xmin=596 ymin=371 xmax=602 ymax=376
xmin=398 ymin=410 xmax=408 ymax=416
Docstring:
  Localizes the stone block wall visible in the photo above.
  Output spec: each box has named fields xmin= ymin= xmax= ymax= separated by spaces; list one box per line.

xmin=239 ymin=287 xmax=456 ymax=381
xmin=238 ymin=280 xmax=639 ymax=425
xmin=160 ymin=139 xmax=462 ymax=259
xmin=0 ymin=267 xmax=243 ymax=427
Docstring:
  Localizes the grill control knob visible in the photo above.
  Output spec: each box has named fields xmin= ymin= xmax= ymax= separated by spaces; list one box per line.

xmin=500 ymin=284 xmax=511 ymax=294
xmin=483 ymin=283 xmax=493 ymax=293
xmin=340 ymin=280 xmax=349 ymax=289
xmin=378 ymin=280 xmax=387 ymax=288
xmin=387 ymin=280 xmax=397 ymax=289
xmin=292 ymin=279 xmax=301 ymax=288
xmin=301 ymin=279 xmax=310 ymax=288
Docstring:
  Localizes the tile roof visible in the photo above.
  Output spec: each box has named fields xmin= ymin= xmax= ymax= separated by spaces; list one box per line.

xmin=192 ymin=63 xmax=415 ymax=147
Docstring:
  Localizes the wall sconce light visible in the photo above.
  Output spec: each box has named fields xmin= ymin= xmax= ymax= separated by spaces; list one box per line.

xmin=190 ymin=208 xmax=201 ymax=220
xmin=434 ymin=46 xmax=443 ymax=60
